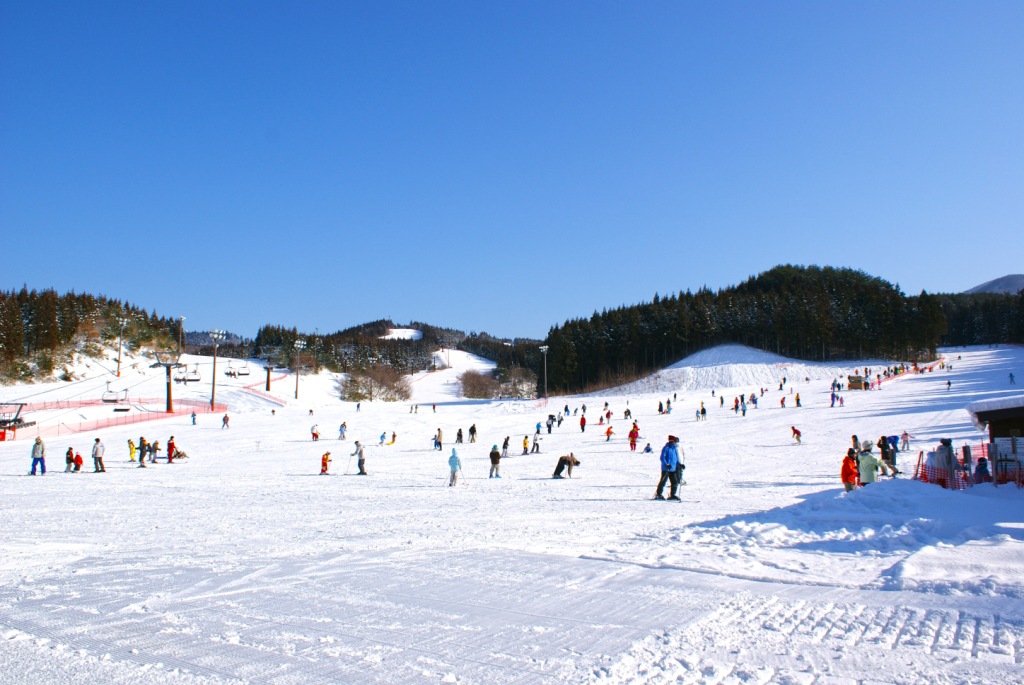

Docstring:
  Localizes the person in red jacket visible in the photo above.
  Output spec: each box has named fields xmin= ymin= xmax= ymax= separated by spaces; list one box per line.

xmin=580 ymin=415 xmax=587 ymax=433
xmin=841 ymin=448 xmax=860 ymax=491
xmin=167 ymin=436 xmax=176 ymax=463
xmin=320 ymin=451 xmax=331 ymax=475
xmin=628 ymin=425 xmax=639 ymax=451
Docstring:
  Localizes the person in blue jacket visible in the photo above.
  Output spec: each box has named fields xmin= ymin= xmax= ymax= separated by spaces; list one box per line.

xmin=654 ymin=435 xmax=681 ymax=500
xmin=448 ymin=448 xmax=462 ymax=487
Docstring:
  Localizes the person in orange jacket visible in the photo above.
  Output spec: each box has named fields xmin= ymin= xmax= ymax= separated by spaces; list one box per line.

xmin=841 ymin=448 xmax=860 ymax=491
xmin=320 ymin=451 xmax=331 ymax=475
xmin=605 ymin=425 xmax=615 ymax=442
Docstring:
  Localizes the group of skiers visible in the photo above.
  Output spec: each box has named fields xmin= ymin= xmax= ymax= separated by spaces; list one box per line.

xmin=27 ymin=434 xmax=185 ymax=475
xmin=840 ymin=433 xmax=905 ymax=489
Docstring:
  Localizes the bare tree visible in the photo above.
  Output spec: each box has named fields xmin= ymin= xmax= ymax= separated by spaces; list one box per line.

xmin=459 ymin=370 xmax=500 ymax=399
xmin=339 ymin=364 xmax=412 ymax=402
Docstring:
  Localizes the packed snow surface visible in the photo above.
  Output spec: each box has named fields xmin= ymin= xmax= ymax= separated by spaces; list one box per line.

xmin=1 ymin=344 xmax=1023 ymax=684
xmin=380 ymin=328 xmax=423 ymax=341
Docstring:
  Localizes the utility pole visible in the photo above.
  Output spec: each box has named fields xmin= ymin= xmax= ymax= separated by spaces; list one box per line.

xmin=210 ymin=330 xmax=226 ymax=410
xmin=116 ymin=316 xmax=129 ymax=377
xmin=294 ymin=338 xmax=306 ymax=399
xmin=539 ymin=345 xmax=549 ymax=398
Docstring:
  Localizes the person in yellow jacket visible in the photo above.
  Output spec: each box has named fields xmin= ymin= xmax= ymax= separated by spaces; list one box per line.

xmin=320 ymin=451 xmax=331 ymax=475
xmin=127 ymin=438 xmax=137 ymax=462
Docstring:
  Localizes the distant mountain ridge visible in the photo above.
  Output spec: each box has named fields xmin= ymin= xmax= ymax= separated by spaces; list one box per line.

xmin=963 ymin=274 xmax=1024 ymax=295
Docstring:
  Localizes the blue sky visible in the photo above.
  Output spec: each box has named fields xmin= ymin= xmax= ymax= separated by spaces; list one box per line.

xmin=2 ymin=2 xmax=1022 ymax=341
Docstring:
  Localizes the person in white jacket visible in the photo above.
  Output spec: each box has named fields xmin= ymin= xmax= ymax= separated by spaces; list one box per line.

xmin=91 ymin=438 xmax=106 ymax=473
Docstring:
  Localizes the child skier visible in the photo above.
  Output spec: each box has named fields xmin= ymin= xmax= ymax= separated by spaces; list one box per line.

xmin=320 ymin=451 xmax=331 ymax=475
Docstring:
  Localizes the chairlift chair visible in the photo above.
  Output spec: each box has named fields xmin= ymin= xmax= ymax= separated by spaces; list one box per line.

xmin=236 ymin=361 xmax=251 ymax=376
xmin=102 ymin=381 xmax=127 ymax=403
xmin=173 ymin=368 xmax=188 ymax=383
xmin=186 ymin=365 xmax=201 ymax=383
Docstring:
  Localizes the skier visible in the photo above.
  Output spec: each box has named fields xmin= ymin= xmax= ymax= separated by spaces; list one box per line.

xmin=167 ymin=436 xmax=176 ymax=463
xmin=29 ymin=437 xmax=46 ymax=475
xmin=91 ymin=438 xmax=106 ymax=472
xmin=795 ymin=393 xmax=801 ymax=408
xmin=137 ymin=437 xmax=148 ymax=468
xmin=456 ymin=428 xmax=463 ymax=444
xmin=841 ymin=448 xmax=860 ymax=491
xmin=1011 ymin=373 xmax=1016 ymax=384
xmin=191 ymin=411 xmax=196 ymax=425
xmin=127 ymin=438 xmax=137 ymax=462
xmin=320 ymin=451 xmax=332 ymax=475
xmin=469 ymin=424 xmax=477 ymax=443
xmin=222 ymin=414 xmax=230 ymax=428
xmin=791 ymin=426 xmax=801 ymax=444
xmin=311 ymin=425 xmax=320 ymax=441
xmin=339 ymin=422 xmax=347 ymax=440
xmin=900 ymin=430 xmax=913 ymax=451
xmin=531 ymin=434 xmax=541 ymax=453
xmin=448 ymin=448 xmax=461 ymax=487
xmin=580 ymin=415 xmax=587 ymax=433
xmin=628 ymin=425 xmax=639 ymax=451
xmin=522 ymin=435 xmax=529 ymax=455
xmin=64 ymin=446 xmax=74 ymax=472
xmin=489 ymin=444 xmax=502 ymax=478
xmin=72 ymin=451 xmax=83 ymax=473
xmin=780 ymin=397 xmax=786 ymax=408
xmin=501 ymin=436 xmax=510 ymax=458
xmin=351 ymin=441 xmax=367 ymax=475
xmin=552 ymin=453 xmax=580 ymax=478
xmin=378 ymin=432 xmax=386 ymax=446
xmin=654 ymin=436 xmax=681 ymax=501
xmin=605 ymin=426 xmax=614 ymax=442
xmin=435 ymin=429 xmax=443 ymax=451
xmin=388 ymin=432 xmax=396 ymax=445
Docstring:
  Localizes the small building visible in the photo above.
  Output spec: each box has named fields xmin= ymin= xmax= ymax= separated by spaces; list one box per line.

xmin=847 ymin=375 xmax=866 ymax=390
xmin=967 ymin=395 xmax=1024 ymax=485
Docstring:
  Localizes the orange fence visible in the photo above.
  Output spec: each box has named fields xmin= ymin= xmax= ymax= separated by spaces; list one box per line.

xmin=7 ymin=399 xmax=227 ymax=440
xmin=912 ymin=444 xmax=1023 ymax=489
xmin=241 ymin=374 xmax=290 ymax=406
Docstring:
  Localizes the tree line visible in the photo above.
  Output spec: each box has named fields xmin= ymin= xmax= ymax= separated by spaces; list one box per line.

xmin=541 ymin=265 xmax=1020 ymax=394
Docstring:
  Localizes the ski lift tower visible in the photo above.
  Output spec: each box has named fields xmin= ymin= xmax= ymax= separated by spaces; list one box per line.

xmin=150 ymin=350 xmax=184 ymax=413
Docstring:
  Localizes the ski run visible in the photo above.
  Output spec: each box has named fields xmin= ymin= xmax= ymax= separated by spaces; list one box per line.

xmin=1 ymin=341 xmax=1022 ymax=684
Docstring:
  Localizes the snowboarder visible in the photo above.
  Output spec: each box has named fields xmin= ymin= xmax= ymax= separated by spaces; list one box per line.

xmin=320 ymin=451 xmax=332 ymax=474
xmin=29 ymin=437 xmax=46 ymax=475
xmin=489 ymin=444 xmax=502 ymax=478
xmin=351 ymin=441 xmax=367 ymax=475
xmin=791 ymin=426 xmax=801 ymax=444
xmin=448 ymin=448 xmax=461 ymax=486
xmin=654 ymin=436 xmax=681 ymax=501
xmin=552 ymin=453 xmax=580 ymax=478
xmin=91 ymin=438 xmax=106 ymax=472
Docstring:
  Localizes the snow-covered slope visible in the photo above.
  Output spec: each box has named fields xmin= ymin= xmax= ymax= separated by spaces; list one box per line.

xmin=1 ymin=344 xmax=1022 ymax=684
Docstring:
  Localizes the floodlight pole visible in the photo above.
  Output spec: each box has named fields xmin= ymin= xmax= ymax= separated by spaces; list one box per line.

xmin=539 ymin=345 xmax=549 ymax=398
xmin=294 ymin=339 xmax=306 ymax=399
xmin=210 ymin=330 xmax=226 ymax=410
xmin=116 ymin=317 xmax=129 ymax=377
